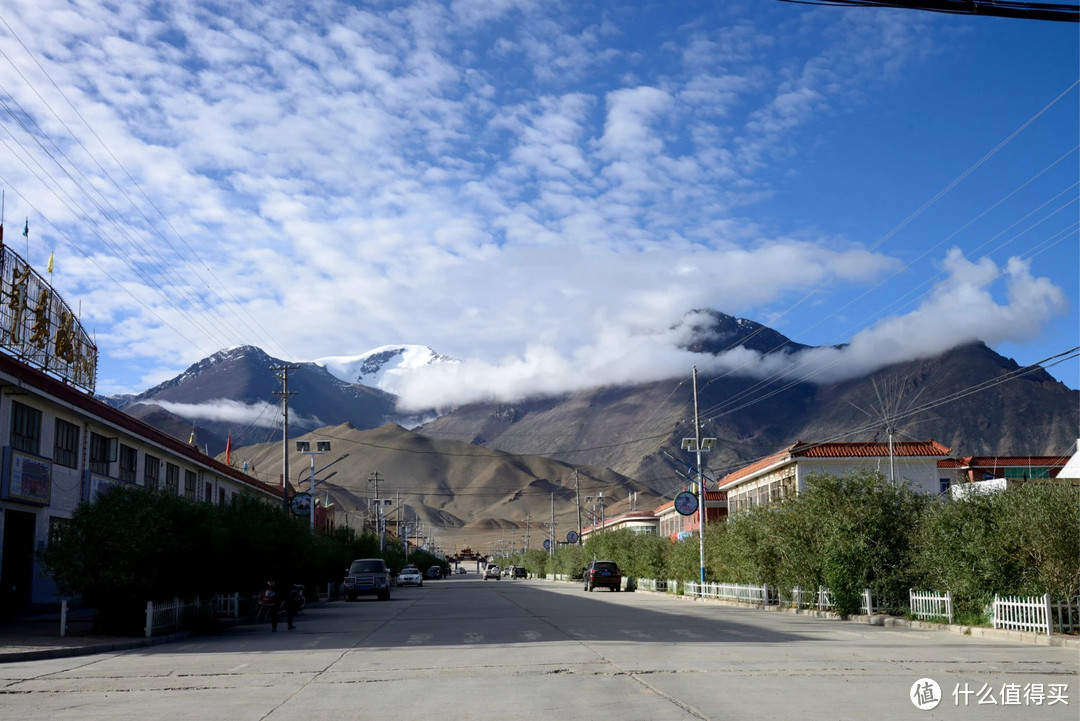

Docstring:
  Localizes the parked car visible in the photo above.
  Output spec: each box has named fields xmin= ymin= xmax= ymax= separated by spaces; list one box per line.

xmin=344 ymin=558 xmax=391 ymax=601
xmin=397 ymin=567 xmax=423 ymax=586
xmin=426 ymin=565 xmax=443 ymax=579
xmin=583 ymin=560 xmax=621 ymax=592
xmin=456 ymin=567 xmax=467 ymax=574
xmin=483 ymin=563 xmax=500 ymax=580
xmin=512 ymin=566 xmax=527 ymax=579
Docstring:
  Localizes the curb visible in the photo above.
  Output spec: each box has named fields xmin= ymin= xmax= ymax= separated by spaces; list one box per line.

xmin=633 ymin=587 xmax=1080 ymax=649
xmin=0 ymin=630 xmax=191 ymax=664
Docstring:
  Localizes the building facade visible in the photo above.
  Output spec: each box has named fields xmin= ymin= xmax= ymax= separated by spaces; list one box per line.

xmin=0 ymin=351 xmax=280 ymax=613
xmin=718 ymin=440 xmax=952 ymax=514
xmin=655 ymin=491 xmax=726 ymax=541
xmin=579 ymin=509 xmax=659 ymax=541
xmin=937 ymin=454 xmax=1071 ymax=484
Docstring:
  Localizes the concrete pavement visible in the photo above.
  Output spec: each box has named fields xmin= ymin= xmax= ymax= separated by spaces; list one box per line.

xmin=1 ymin=581 xmax=1075 ymax=664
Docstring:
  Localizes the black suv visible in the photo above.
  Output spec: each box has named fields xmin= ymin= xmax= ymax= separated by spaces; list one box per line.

xmin=583 ymin=560 xmax=621 ymax=592
xmin=344 ymin=558 xmax=391 ymax=601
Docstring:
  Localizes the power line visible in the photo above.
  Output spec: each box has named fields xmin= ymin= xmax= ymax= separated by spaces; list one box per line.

xmin=775 ymin=0 xmax=1080 ymax=22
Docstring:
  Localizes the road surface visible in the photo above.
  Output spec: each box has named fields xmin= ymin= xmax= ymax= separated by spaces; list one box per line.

xmin=1 ymin=577 xmax=1076 ymax=720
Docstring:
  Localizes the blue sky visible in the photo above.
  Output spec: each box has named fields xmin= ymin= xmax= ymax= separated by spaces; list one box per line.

xmin=0 ymin=1 xmax=1076 ymax=412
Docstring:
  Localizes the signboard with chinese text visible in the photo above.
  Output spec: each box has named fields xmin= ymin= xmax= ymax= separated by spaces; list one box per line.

xmin=83 ymin=472 xmax=118 ymax=503
xmin=0 ymin=243 xmax=97 ymax=392
xmin=1 ymin=447 xmax=52 ymax=505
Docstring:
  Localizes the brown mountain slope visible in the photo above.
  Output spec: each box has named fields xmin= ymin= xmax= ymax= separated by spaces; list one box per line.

xmin=419 ymin=342 xmax=1079 ymax=493
xmin=230 ymin=422 xmax=657 ymax=555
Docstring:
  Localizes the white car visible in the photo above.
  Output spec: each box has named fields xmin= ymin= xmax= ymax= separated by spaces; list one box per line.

xmin=397 ymin=567 xmax=423 ymax=586
xmin=483 ymin=563 xmax=500 ymax=580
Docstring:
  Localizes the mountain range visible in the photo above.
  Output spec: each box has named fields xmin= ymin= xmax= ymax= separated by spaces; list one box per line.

xmin=104 ymin=310 xmax=1080 ymax=553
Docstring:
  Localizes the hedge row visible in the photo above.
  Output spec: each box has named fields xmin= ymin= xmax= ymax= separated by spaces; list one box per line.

xmin=42 ymin=485 xmax=446 ymax=632
xmin=499 ymin=470 xmax=1079 ymax=618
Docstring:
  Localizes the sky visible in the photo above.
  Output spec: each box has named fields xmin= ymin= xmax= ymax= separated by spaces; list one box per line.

xmin=0 ymin=1 xmax=1076 ymax=413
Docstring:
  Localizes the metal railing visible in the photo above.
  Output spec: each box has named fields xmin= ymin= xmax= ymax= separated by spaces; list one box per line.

xmin=1050 ymin=597 xmax=1080 ymax=634
xmin=208 ymin=592 xmax=239 ymax=618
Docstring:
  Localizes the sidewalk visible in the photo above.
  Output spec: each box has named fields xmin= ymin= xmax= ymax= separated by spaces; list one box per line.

xmin=633 ymin=586 xmax=1080 ymax=650
xmin=0 ymin=609 xmax=188 ymax=663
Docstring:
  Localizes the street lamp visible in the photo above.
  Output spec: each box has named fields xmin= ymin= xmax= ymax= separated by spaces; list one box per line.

xmin=372 ymin=498 xmax=394 ymax=551
xmin=584 ymin=492 xmax=606 ymax=530
xmin=296 ymin=440 xmax=330 ymax=530
xmin=295 ymin=442 xmax=350 ymax=531
xmin=683 ymin=366 xmax=717 ymax=597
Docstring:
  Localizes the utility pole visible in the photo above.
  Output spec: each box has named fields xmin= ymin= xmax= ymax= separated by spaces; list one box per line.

xmin=395 ymin=490 xmax=402 ymax=543
xmin=368 ymin=471 xmax=380 ymax=535
xmin=574 ymin=469 xmax=582 ymax=546
xmin=369 ymin=471 xmax=389 ymax=551
xmin=272 ymin=364 xmax=299 ymax=516
xmin=524 ymin=512 xmax=531 ymax=552
xmin=693 ymin=366 xmax=705 ymax=592
xmin=550 ymin=492 xmax=555 ymax=557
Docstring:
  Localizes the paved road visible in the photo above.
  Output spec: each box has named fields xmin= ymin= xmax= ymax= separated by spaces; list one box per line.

xmin=1 ymin=578 xmax=1076 ymax=720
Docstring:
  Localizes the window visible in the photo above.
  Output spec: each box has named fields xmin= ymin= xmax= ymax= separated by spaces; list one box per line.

xmin=144 ymin=454 xmax=160 ymax=491
xmin=184 ymin=470 xmax=197 ymax=499
xmin=218 ymin=487 xmax=227 ymax=506
xmin=48 ymin=516 xmax=69 ymax=547
xmin=165 ymin=463 xmax=179 ymax=494
xmin=939 ymin=478 xmax=951 ymax=495
xmin=54 ymin=419 xmax=80 ymax=468
xmin=1004 ymin=467 xmax=1050 ymax=481
xmin=10 ymin=401 xmax=42 ymax=455
xmin=89 ymin=432 xmax=116 ymax=475
xmin=204 ymin=481 xmax=212 ymax=503
xmin=119 ymin=444 xmax=137 ymax=483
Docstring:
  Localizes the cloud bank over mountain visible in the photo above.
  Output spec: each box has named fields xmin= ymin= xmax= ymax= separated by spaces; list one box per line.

xmin=391 ymin=251 xmax=1067 ymax=411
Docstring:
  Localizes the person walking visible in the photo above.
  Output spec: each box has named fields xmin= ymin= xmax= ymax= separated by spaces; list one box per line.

xmin=271 ymin=578 xmax=296 ymax=631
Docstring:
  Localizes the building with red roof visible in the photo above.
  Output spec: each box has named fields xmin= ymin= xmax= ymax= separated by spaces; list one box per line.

xmin=717 ymin=440 xmax=952 ymax=514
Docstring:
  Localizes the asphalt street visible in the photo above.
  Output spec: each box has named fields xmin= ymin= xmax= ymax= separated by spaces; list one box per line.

xmin=0 ymin=577 xmax=1076 ymax=720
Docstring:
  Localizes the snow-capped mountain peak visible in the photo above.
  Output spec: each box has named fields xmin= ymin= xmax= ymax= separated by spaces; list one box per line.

xmin=314 ymin=345 xmax=457 ymax=393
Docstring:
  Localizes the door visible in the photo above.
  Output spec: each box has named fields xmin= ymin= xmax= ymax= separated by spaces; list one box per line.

xmin=0 ymin=509 xmax=37 ymax=616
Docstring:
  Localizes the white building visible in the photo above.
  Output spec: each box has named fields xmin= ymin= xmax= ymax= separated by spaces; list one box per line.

xmin=0 ymin=351 xmax=280 ymax=611
xmin=718 ymin=440 xmax=952 ymax=514
xmin=1057 ymin=439 xmax=1080 ymax=481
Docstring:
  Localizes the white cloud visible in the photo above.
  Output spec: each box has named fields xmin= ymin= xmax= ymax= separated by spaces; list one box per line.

xmin=152 ymin=399 xmax=325 ymax=430
xmin=0 ymin=0 xmax=1071 ymax=400
xmin=390 ymin=249 xmax=1068 ymax=410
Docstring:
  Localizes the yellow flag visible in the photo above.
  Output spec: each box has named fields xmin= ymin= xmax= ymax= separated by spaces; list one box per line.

xmin=47 ymin=252 xmax=54 ymax=274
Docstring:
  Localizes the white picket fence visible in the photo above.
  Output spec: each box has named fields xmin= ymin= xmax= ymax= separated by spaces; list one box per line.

xmin=209 ymin=592 xmax=240 ymax=618
xmin=787 ymin=585 xmax=834 ymax=611
xmin=145 ymin=597 xmax=200 ymax=637
xmin=144 ymin=592 xmax=241 ymax=637
xmin=636 ymin=579 xmax=1078 ymax=635
xmin=686 ymin=581 xmax=772 ymax=605
xmin=910 ymin=589 xmax=954 ymax=624
xmin=994 ymin=594 xmax=1053 ymax=635
xmin=635 ymin=578 xmax=668 ymax=592
xmin=991 ymin=594 xmax=1079 ymax=635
